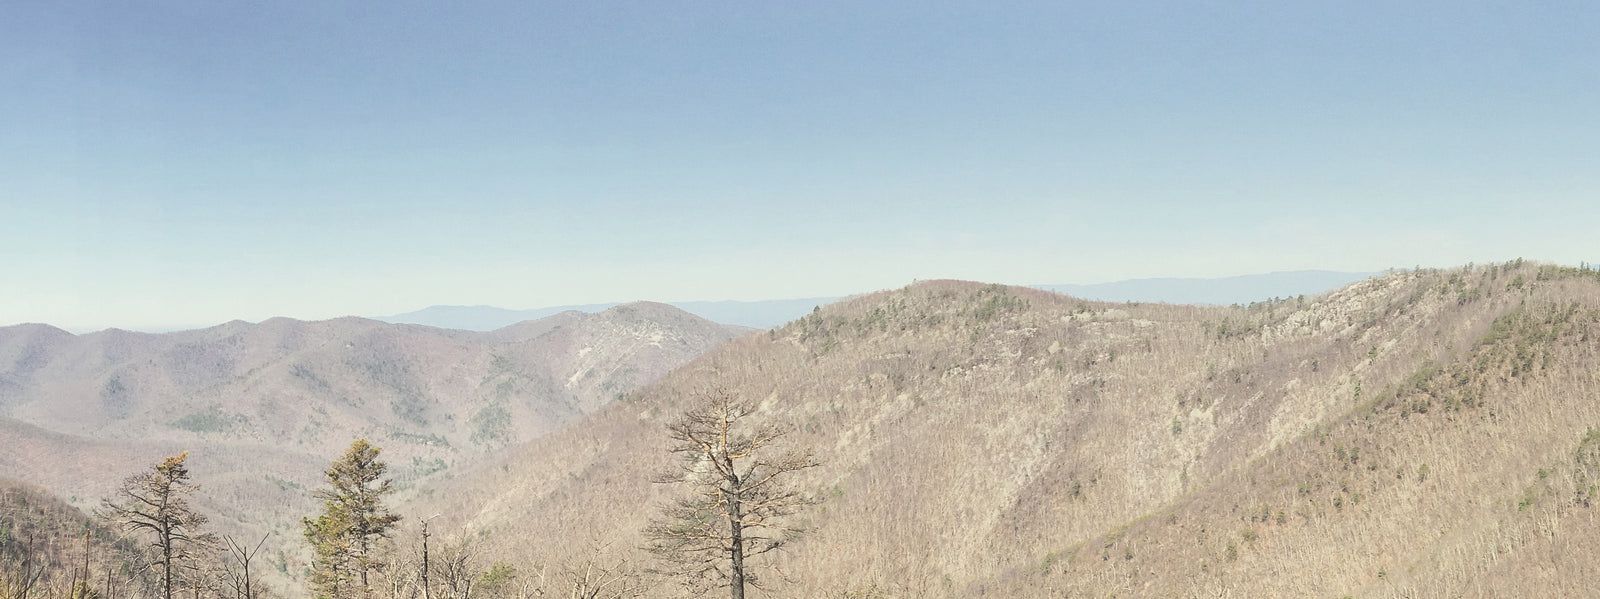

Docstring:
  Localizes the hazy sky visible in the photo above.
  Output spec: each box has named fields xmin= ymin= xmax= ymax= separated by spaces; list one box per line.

xmin=4 ymin=2 xmax=1597 ymax=331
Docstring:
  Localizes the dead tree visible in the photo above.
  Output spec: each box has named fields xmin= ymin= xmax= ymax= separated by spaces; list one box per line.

xmin=556 ymin=543 xmax=646 ymax=599
xmin=430 ymin=535 xmax=478 ymax=599
xmin=0 ymin=533 xmax=50 ymax=599
xmin=644 ymin=386 xmax=820 ymax=599
xmin=223 ymin=533 xmax=269 ymax=599
xmin=100 ymin=452 xmax=216 ymax=599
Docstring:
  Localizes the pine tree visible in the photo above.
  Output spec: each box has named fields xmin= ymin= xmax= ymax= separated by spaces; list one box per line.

xmin=303 ymin=512 xmax=354 ymax=598
xmin=304 ymin=439 xmax=401 ymax=599
xmin=100 ymin=451 xmax=216 ymax=599
xmin=644 ymin=387 xmax=820 ymax=599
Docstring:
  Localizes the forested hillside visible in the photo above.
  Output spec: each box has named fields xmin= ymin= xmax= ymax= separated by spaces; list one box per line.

xmin=424 ymin=261 xmax=1600 ymax=597
xmin=8 ymin=262 xmax=1600 ymax=597
xmin=0 ymin=303 xmax=747 ymax=595
xmin=1 ymin=478 xmax=156 ymax=598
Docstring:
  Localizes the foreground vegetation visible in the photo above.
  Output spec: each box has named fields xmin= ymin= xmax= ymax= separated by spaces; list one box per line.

xmin=4 ymin=387 xmax=821 ymax=599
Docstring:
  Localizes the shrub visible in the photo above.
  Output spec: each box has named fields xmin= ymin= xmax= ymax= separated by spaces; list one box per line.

xmin=171 ymin=404 xmax=245 ymax=433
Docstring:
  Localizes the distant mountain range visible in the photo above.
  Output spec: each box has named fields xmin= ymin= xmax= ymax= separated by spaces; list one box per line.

xmin=381 ymin=270 xmax=1376 ymax=330
xmin=0 ymin=302 xmax=749 ymax=590
xmin=0 ymin=301 xmax=747 ymax=481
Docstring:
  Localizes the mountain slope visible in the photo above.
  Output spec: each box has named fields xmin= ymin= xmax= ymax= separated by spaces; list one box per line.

xmin=1 ymin=478 xmax=158 ymax=598
xmin=1007 ymin=266 xmax=1600 ymax=597
xmin=0 ymin=303 xmax=750 ymax=591
xmin=0 ymin=303 xmax=747 ymax=458
xmin=430 ymin=262 xmax=1600 ymax=597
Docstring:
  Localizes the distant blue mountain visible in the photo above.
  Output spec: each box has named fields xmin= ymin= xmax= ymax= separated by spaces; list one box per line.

xmin=379 ymin=270 xmax=1376 ymax=331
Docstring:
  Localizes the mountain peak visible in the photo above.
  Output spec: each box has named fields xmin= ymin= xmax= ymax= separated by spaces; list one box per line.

xmin=0 ymin=322 xmax=74 ymax=339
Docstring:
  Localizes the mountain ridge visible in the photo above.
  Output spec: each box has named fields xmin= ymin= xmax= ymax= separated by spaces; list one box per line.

xmin=378 ymin=270 xmax=1373 ymax=332
xmin=13 ymin=265 xmax=1598 ymax=595
xmin=417 ymin=262 xmax=1600 ymax=597
xmin=0 ymin=301 xmax=752 ymax=591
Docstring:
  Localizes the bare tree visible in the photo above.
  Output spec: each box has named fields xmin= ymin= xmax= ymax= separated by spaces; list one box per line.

xmin=373 ymin=541 xmax=419 ymax=599
xmin=419 ymin=517 xmax=436 ymax=599
xmin=177 ymin=557 xmax=219 ymax=599
xmin=0 ymin=533 xmax=50 ymax=599
xmin=222 ymin=533 xmax=269 ymax=599
xmin=100 ymin=452 xmax=216 ymax=599
xmin=644 ymin=386 xmax=820 ymax=599
xmin=552 ymin=543 xmax=646 ymax=599
xmin=428 ymin=535 xmax=478 ymax=599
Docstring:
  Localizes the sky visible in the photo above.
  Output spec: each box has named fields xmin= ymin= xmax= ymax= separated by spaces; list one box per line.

xmin=3 ymin=2 xmax=1597 ymax=332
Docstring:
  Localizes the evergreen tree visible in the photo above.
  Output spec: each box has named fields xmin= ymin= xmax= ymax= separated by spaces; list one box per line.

xmin=304 ymin=439 xmax=401 ymax=599
xmin=303 ymin=512 xmax=354 ymax=598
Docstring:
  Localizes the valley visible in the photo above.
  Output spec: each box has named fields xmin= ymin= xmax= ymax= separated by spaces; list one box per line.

xmin=0 ymin=302 xmax=747 ymax=594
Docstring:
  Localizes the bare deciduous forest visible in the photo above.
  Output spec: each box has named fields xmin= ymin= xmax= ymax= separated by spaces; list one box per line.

xmin=7 ymin=262 xmax=1600 ymax=597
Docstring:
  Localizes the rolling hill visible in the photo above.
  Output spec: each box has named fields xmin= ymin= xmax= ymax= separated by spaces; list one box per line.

xmin=0 ymin=302 xmax=750 ymax=592
xmin=11 ymin=263 xmax=1599 ymax=597
xmin=423 ymin=261 xmax=1600 ymax=597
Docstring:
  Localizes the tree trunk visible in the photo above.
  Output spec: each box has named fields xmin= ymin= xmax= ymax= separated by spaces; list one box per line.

xmin=163 ymin=527 xmax=174 ymax=599
xmin=242 ymin=550 xmax=251 ymax=599
xmin=422 ymin=521 xmax=432 ymax=599
xmin=359 ymin=536 xmax=370 ymax=599
xmin=726 ymin=470 xmax=745 ymax=599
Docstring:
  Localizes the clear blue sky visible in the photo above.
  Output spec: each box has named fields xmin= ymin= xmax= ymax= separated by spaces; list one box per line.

xmin=3 ymin=2 xmax=1597 ymax=331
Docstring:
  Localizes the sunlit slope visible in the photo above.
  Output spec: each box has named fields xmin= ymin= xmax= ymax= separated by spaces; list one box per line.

xmin=0 ymin=302 xmax=749 ymax=592
xmin=439 ymin=263 xmax=1600 ymax=597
